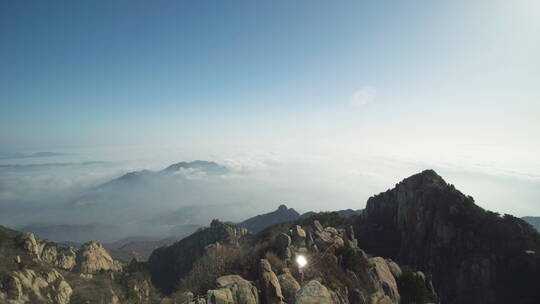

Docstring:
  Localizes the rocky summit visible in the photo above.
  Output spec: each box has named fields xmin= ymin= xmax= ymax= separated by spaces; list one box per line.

xmin=354 ymin=169 xmax=540 ymax=304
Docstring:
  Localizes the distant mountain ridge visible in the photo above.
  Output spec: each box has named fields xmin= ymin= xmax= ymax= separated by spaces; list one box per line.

xmin=237 ymin=205 xmax=364 ymax=233
xmin=237 ymin=204 xmax=300 ymax=233
xmin=523 ymin=216 xmax=540 ymax=232
xmin=99 ymin=160 xmax=229 ymax=189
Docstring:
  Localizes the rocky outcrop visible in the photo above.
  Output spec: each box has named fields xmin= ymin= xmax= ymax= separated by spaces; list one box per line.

xmin=295 ymin=280 xmax=334 ymax=304
xmin=278 ymin=269 xmax=300 ymax=303
xmin=259 ymin=259 xmax=285 ymax=304
xmin=213 ymin=275 xmax=259 ymax=304
xmin=17 ymin=233 xmax=44 ymax=259
xmin=77 ymin=241 xmax=123 ymax=273
xmin=355 ymin=169 xmax=540 ymax=304
xmin=40 ymin=244 xmax=77 ymax=270
xmin=148 ymin=219 xmax=248 ymax=294
xmin=0 ymin=269 xmax=72 ymax=304
xmin=16 ymin=232 xmax=120 ymax=273
xmin=311 ymin=220 xmax=347 ymax=251
xmin=369 ymin=257 xmax=400 ymax=304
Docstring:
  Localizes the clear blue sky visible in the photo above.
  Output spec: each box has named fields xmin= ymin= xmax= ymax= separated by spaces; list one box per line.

xmin=1 ymin=0 xmax=538 ymax=153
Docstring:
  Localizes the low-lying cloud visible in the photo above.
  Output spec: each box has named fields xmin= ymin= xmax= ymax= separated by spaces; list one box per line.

xmin=0 ymin=147 xmax=538 ymax=243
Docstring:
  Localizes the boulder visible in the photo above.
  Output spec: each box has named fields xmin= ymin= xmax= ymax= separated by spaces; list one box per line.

xmin=369 ymin=257 xmax=400 ymax=303
xmin=295 ymin=280 xmax=334 ymax=304
xmin=278 ymin=269 xmax=301 ymax=303
xmin=216 ymin=275 xmax=259 ymax=304
xmin=207 ymin=288 xmax=234 ymax=304
xmin=259 ymin=259 xmax=285 ymax=304
xmin=313 ymin=221 xmax=324 ymax=233
xmin=386 ymin=260 xmax=402 ymax=279
xmin=275 ymin=233 xmax=291 ymax=249
xmin=292 ymin=225 xmax=307 ymax=247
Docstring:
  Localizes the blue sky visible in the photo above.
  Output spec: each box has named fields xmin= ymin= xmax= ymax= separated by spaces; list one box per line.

xmin=2 ymin=0 xmax=538 ymax=150
xmin=0 ymin=0 xmax=539 ymax=217
xmin=0 ymin=0 xmax=538 ymax=163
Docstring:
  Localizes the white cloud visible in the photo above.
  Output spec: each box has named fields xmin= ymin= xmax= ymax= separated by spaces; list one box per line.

xmin=350 ymin=87 xmax=377 ymax=107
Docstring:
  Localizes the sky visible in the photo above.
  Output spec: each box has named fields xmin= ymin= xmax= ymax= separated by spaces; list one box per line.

xmin=1 ymin=0 xmax=539 ymax=225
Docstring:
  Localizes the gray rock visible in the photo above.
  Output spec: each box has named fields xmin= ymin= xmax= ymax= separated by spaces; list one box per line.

xmin=216 ymin=275 xmax=259 ymax=304
xmin=278 ymin=269 xmax=301 ymax=303
xmin=259 ymin=259 xmax=285 ymax=304
xmin=295 ymin=280 xmax=334 ymax=304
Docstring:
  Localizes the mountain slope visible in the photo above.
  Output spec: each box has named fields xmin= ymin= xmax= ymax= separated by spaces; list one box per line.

xmin=523 ymin=216 xmax=540 ymax=232
xmin=353 ymin=169 xmax=540 ymax=304
xmin=148 ymin=215 xmax=436 ymax=303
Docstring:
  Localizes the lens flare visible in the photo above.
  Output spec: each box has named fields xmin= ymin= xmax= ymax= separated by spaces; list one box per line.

xmin=296 ymin=255 xmax=307 ymax=268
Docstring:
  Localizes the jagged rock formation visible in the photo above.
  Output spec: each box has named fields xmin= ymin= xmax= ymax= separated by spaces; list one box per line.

xmin=213 ymin=275 xmax=259 ymax=304
xmin=259 ymin=259 xmax=285 ymax=304
xmin=148 ymin=219 xmax=248 ymax=294
xmin=0 ymin=226 xmax=157 ymax=304
xmin=354 ymin=169 xmax=540 ymax=304
xmin=0 ymin=269 xmax=72 ymax=304
xmin=238 ymin=204 xmax=301 ymax=233
xmin=277 ymin=268 xmax=300 ymax=303
xmin=76 ymin=241 xmax=123 ymax=273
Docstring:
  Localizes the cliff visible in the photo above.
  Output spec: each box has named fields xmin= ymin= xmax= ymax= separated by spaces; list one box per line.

xmin=354 ymin=169 xmax=540 ymax=304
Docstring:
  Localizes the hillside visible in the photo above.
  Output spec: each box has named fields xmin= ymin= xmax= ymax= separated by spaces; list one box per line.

xmin=149 ymin=216 xmax=436 ymax=304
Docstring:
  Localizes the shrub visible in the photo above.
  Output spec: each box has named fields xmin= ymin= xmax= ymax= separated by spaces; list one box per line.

xmin=335 ymin=243 xmax=367 ymax=273
xmin=397 ymin=267 xmax=434 ymax=304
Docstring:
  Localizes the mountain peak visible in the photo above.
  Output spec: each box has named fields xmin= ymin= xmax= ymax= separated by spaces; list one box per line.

xmin=162 ymin=160 xmax=229 ymax=174
xmin=238 ymin=205 xmax=301 ymax=233
xmin=277 ymin=204 xmax=288 ymax=211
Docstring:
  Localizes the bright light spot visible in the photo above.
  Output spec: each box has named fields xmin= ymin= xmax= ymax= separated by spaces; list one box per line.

xmin=296 ymin=255 xmax=307 ymax=268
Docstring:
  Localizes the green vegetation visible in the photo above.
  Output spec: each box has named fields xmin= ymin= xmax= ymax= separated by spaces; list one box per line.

xmin=397 ymin=267 xmax=434 ymax=304
xmin=336 ymin=243 xmax=368 ymax=273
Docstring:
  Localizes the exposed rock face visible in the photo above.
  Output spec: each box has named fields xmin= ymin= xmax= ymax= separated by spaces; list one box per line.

xmin=369 ymin=257 xmax=400 ymax=304
xmin=312 ymin=221 xmax=346 ymax=251
xmin=295 ymin=280 xmax=334 ymax=304
xmin=259 ymin=259 xmax=284 ymax=304
xmin=17 ymin=233 xmax=43 ymax=258
xmin=148 ymin=219 xmax=248 ymax=294
xmin=40 ymin=244 xmax=77 ymax=270
xmin=1 ymin=269 xmax=72 ymax=304
xmin=238 ymin=204 xmax=301 ymax=233
xmin=354 ymin=169 xmax=540 ymax=304
xmin=77 ymin=241 xmax=123 ymax=273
